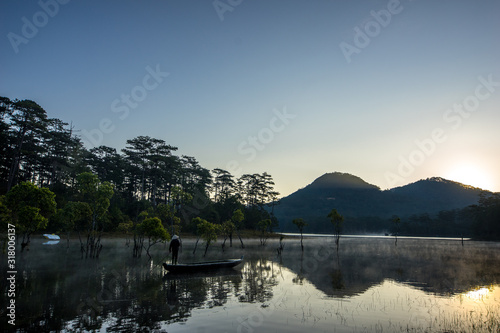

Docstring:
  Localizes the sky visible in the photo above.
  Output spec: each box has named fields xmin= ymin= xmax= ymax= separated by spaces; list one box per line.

xmin=1 ymin=0 xmax=499 ymax=197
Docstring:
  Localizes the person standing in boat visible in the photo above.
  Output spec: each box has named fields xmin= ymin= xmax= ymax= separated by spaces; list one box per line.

xmin=169 ymin=235 xmax=181 ymax=265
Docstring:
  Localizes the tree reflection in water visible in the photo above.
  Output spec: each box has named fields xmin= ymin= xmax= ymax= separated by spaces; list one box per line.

xmin=1 ymin=237 xmax=499 ymax=332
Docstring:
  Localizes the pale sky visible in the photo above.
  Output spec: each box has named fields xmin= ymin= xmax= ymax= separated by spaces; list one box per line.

xmin=1 ymin=0 xmax=499 ymax=197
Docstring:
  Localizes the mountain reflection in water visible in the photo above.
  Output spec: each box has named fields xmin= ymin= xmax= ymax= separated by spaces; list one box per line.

xmin=1 ymin=237 xmax=499 ymax=332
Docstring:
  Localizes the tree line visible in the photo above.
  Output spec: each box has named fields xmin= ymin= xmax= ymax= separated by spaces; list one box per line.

xmin=289 ymin=193 xmax=500 ymax=242
xmin=389 ymin=192 xmax=500 ymax=240
xmin=0 ymin=97 xmax=280 ymax=256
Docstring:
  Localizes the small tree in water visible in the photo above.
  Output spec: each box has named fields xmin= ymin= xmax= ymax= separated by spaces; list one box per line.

xmin=328 ymin=209 xmax=343 ymax=251
xmin=191 ymin=217 xmax=205 ymax=254
xmin=198 ymin=219 xmax=220 ymax=257
xmin=232 ymin=209 xmax=245 ymax=248
xmin=76 ymin=172 xmax=114 ymax=258
xmin=62 ymin=201 xmax=92 ymax=249
xmin=5 ymin=182 xmax=56 ymax=251
xmin=257 ymin=219 xmax=272 ymax=246
xmin=292 ymin=218 xmax=307 ymax=251
xmin=137 ymin=217 xmax=170 ymax=260
xmin=221 ymin=220 xmax=235 ymax=251
xmin=392 ymin=215 xmax=401 ymax=246
xmin=117 ymin=221 xmax=133 ymax=246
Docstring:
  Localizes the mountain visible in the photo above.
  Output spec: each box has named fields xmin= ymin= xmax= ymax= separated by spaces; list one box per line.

xmin=306 ymin=172 xmax=380 ymax=190
xmin=387 ymin=177 xmax=486 ymax=215
xmin=273 ymin=172 xmax=490 ymax=233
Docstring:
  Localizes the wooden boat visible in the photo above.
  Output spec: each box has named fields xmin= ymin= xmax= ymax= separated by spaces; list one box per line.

xmin=163 ymin=257 xmax=244 ymax=274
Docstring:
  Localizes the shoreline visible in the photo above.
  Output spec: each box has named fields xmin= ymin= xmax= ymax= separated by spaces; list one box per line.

xmin=279 ymin=232 xmax=472 ymax=241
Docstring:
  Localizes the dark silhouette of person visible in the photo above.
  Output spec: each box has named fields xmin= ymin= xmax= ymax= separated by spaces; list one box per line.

xmin=169 ymin=235 xmax=181 ymax=265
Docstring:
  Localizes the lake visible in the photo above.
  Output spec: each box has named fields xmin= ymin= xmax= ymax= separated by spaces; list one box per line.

xmin=1 ymin=235 xmax=499 ymax=332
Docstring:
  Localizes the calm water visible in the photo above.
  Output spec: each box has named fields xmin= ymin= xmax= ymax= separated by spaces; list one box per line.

xmin=1 ymin=236 xmax=500 ymax=332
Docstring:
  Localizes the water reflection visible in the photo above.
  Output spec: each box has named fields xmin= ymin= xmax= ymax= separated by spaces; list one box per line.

xmin=1 ymin=237 xmax=499 ymax=332
xmin=278 ymin=237 xmax=500 ymax=298
xmin=463 ymin=285 xmax=494 ymax=301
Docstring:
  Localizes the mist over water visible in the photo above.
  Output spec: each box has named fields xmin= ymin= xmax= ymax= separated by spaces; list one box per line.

xmin=1 ymin=236 xmax=499 ymax=332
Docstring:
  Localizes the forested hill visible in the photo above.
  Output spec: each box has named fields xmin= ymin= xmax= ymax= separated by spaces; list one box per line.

xmin=274 ymin=172 xmax=493 ymax=234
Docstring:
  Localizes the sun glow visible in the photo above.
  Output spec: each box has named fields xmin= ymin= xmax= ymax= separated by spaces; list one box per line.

xmin=464 ymin=287 xmax=491 ymax=301
xmin=445 ymin=164 xmax=493 ymax=190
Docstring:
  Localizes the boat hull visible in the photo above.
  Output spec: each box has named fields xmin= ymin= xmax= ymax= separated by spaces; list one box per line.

xmin=163 ymin=258 xmax=243 ymax=274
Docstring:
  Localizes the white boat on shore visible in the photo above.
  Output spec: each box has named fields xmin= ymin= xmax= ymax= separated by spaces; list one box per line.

xmin=43 ymin=234 xmax=61 ymax=240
